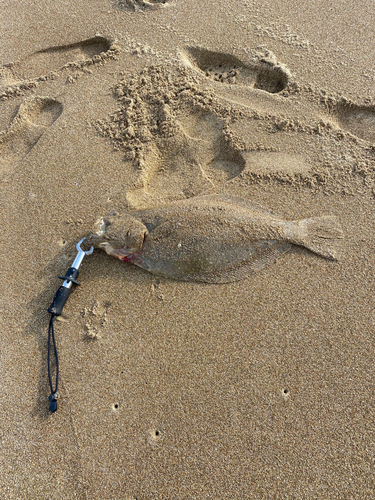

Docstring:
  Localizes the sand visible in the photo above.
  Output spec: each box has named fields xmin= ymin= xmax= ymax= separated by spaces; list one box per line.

xmin=1 ymin=0 xmax=375 ymax=498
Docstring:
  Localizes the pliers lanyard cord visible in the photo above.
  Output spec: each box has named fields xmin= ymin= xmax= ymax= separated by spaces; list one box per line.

xmin=47 ymin=314 xmax=59 ymax=396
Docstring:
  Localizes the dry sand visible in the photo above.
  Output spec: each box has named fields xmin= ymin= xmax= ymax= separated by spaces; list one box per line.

xmin=1 ymin=0 xmax=375 ymax=498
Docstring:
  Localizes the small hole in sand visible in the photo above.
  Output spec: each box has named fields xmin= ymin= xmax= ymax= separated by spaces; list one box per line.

xmin=283 ymin=389 xmax=290 ymax=395
xmin=112 ymin=403 xmax=119 ymax=411
xmin=155 ymin=430 xmax=160 ymax=436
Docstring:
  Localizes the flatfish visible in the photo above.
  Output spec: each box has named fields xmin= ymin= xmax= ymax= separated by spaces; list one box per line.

xmin=88 ymin=195 xmax=343 ymax=283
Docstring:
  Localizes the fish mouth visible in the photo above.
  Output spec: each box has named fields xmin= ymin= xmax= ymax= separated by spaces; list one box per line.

xmin=95 ymin=217 xmax=107 ymax=238
xmin=98 ymin=241 xmax=133 ymax=260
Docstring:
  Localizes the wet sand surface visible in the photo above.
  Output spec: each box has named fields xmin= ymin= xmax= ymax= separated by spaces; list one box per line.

xmin=1 ymin=0 xmax=375 ymax=498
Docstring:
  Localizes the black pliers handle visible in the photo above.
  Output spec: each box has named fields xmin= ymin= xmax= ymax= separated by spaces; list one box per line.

xmin=48 ymin=238 xmax=94 ymax=316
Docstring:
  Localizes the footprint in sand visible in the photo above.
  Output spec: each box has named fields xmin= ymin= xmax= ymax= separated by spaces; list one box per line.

xmin=126 ymin=108 xmax=246 ymax=207
xmin=0 ymin=96 xmax=62 ymax=172
xmin=183 ymin=47 xmax=375 ymax=145
xmin=328 ymin=101 xmax=375 ymax=144
xmin=181 ymin=46 xmax=290 ymax=94
xmin=0 ymin=36 xmax=116 ymax=90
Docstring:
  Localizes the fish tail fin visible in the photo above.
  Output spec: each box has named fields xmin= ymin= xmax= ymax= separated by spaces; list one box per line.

xmin=292 ymin=216 xmax=344 ymax=260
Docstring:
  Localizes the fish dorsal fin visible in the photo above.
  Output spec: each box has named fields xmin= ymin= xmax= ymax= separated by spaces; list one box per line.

xmin=193 ymin=194 xmax=278 ymax=218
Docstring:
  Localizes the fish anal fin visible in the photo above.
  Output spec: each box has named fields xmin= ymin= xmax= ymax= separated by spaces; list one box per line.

xmin=181 ymin=242 xmax=291 ymax=283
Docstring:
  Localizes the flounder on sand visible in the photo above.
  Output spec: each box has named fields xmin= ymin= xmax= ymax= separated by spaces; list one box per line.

xmin=88 ymin=195 xmax=343 ymax=283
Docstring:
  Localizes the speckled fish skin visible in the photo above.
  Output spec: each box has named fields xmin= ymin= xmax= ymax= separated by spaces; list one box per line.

xmin=90 ymin=195 xmax=343 ymax=283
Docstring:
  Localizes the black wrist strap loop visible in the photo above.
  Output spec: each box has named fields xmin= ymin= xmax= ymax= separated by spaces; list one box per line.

xmin=47 ymin=314 xmax=59 ymax=412
xmin=46 ymin=238 xmax=94 ymax=413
